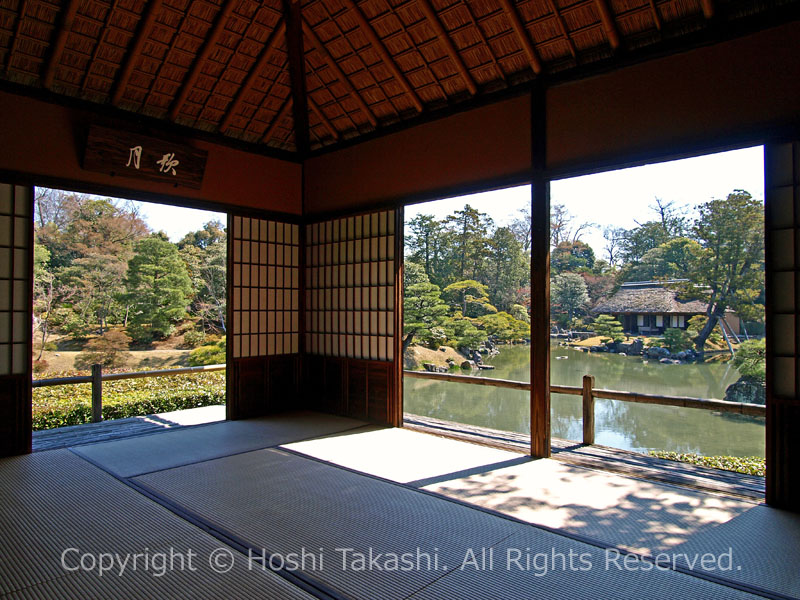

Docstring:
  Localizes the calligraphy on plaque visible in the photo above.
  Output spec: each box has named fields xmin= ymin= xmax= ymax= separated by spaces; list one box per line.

xmin=83 ymin=125 xmax=208 ymax=189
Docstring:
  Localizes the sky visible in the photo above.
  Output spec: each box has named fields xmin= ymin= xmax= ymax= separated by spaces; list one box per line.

xmin=404 ymin=145 xmax=765 ymax=259
xmin=133 ymin=202 xmax=226 ymax=242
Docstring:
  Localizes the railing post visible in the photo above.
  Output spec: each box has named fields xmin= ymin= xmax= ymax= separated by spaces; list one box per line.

xmin=91 ymin=364 xmax=103 ymax=423
xmin=582 ymin=374 xmax=595 ymax=445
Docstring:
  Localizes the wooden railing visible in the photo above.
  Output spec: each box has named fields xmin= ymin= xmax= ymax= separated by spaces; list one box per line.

xmin=403 ymin=370 xmax=767 ymax=445
xmin=33 ymin=364 xmax=226 ymax=423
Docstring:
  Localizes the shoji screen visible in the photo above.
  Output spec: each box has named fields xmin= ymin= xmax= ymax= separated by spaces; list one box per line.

xmin=305 ymin=211 xmax=395 ymax=360
xmin=228 ymin=214 xmax=301 ymax=419
xmin=0 ymin=184 xmax=32 ymax=455
xmin=304 ymin=210 xmax=401 ymax=425
xmin=765 ymin=142 xmax=800 ymax=509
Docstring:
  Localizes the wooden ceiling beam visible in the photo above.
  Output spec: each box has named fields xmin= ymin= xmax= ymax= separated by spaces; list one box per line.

xmin=341 ymin=0 xmax=424 ymax=113
xmin=544 ymin=0 xmax=577 ymax=59
xmin=700 ymin=0 xmax=715 ymax=19
xmin=262 ymin=95 xmax=292 ymax=142
xmin=594 ymin=0 xmax=621 ymax=49
xmin=219 ymin=22 xmax=285 ymax=134
xmin=168 ymin=0 xmax=238 ymax=121
xmin=497 ymin=0 xmax=543 ymax=75
xmin=303 ymin=19 xmax=379 ymax=128
xmin=42 ymin=0 xmax=81 ymax=89
xmin=110 ymin=0 xmax=164 ymax=106
xmin=416 ymin=0 xmax=478 ymax=95
xmin=308 ymin=94 xmax=339 ymax=142
xmin=284 ymin=0 xmax=309 ymax=154
xmin=647 ymin=0 xmax=662 ymax=31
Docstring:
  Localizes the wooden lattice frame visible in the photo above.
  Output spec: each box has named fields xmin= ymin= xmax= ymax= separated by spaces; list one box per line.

xmin=0 ymin=184 xmax=32 ymax=377
xmin=766 ymin=142 xmax=799 ymax=399
xmin=305 ymin=209 xmax=396 ymax=361
xmin=230 ymin=215 xmax=300 ymax=359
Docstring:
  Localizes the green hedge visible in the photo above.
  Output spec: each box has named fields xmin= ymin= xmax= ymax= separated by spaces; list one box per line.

xmin=649 ymin=451 xmax=765 ymax=476
xmin=33 ymin=371 xmax=225 ymax=430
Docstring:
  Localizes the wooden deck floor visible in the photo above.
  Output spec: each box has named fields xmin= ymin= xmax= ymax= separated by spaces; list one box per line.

xmin=404 ymin=414 xmax=765 ymax=501
xmin=32 ymin=405 xmax=226 ymax=451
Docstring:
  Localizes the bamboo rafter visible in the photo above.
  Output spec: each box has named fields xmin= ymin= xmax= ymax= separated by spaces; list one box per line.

xmin=341 ymin=0 xmax=424 ymax=113
xmin=415 ymin=0 xmax=478 ymax=95
xmin=497 ymin=0 xmax=543 ymax=74
xmin=219 ymin=21 xmax=286 ymax=134
xmin=110 ymin=0 xmax=164 ymax=106
xmin=168 ymin=0 xmax=239 ymax=121
xmin=302 ymin=18 xmax=379 ymax=128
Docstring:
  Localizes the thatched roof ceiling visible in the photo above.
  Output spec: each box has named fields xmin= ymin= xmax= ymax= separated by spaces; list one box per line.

xmin=593 ymin=283 xmax=708 ymax=314
xmin=0 ymin=0 xmax=796 ymax=156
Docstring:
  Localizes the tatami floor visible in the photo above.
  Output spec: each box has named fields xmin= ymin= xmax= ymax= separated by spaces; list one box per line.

xmin=3 ymin=411 xmax=798 ymax=599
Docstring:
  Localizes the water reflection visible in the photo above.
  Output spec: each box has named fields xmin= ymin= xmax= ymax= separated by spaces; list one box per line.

xmin=404 ymin=344 xmax=765 ymax=457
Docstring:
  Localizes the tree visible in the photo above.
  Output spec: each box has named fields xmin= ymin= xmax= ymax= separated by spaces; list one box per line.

xmin=179 ymin=224 xmax=227 ymax=333
xmin=478 ymin=311 xmax=530 ymax=342
xmin=486 ymin=227 xmax=527 ymax=311
xmin=509 ymin=206 xmax=532 ymax=252
xmin=403 ymin=282 xmax=449 ymax=352
xmin=33 ymin=244 xmax=57 ymax=360
xmin=687 ymin=190 xmax=764 ymax=351
xmin=443 ymin=205 xmax=493 ymax=282
xmin=177 ymin=220 xmax=225 ymax=250
xmin=125 ymin=236 xmax=194 ymax=341
xmin=34 ymin=190 xmax=150 ymax=340
xmin=624 ymin=237 xmax=701 ymax=281
xmin=551 ymin=273 xmax=589 ymax=322
xmin=551 ymin=240 xmax=595 ymax=274
xmin=663 ymin=328 xmax=692 ymax=352
xmin=511 ymin=304 xmax=530 ymax=324
xmin=406 ymin=214 xmax=446 ymax=284
xmin=619 ymin=198 xmax=689 ymax=265
xmin=74 ymin=330 xmax=132 ymax=369
xmin=603 ymin=226 xmax=626 ymax=267
xmin=445 ymin=314 xmax=487 ymax=350
xmin=550 ymin=203 xmax=595 ymax=247
xmin=442 ymin=280 xmax=496 ymax=317
xmin=403 ymin=261 xmax=430 ymax=288
xmin=732 ymin=339 xmax=766 ymax=381
xmin=593 ymin=314 xmax=625 ymax=343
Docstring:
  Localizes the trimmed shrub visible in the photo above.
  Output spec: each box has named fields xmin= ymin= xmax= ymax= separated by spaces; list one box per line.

xmin=188 ymin=338 xmax=226 ymax=366
xmin=183 ymin=329 xmax=206 ymax=348
xmin=663 ymin=327 xmax=692 ymax=352
xmin=649 ymin=451 xmax=764 ymax=476
xmin=32 ymin=370 xmax=225 ymax=430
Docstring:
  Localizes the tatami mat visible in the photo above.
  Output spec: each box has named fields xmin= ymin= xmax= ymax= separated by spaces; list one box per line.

xmin=407 ymin=528 xmax=763 ymax=600
xmin=134 ymin=447 xmax=775 ymax=600
xmin=0 ymin=450 xmax=315 ymax=599
xmin=282 ymin=426 xmax=526 ymax=485
xmin=135 ymin=447 xmax=522 ymax=600
xmin=422 ymin=457 xmax=800 ymax=599
xmin=72 ymin=410 xmax=366 ymax=477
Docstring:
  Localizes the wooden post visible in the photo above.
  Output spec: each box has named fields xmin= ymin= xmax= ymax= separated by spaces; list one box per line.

xmin=91 ymin=364 xmax=103 ymax=423
xmin=530 ymin=81 xmax=551 ymax=458
xmin=582 ymin=374 xmax=595 ymax=445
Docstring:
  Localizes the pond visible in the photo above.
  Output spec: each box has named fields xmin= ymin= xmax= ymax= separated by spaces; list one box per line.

xmin=403 ymin=343 xmax=765 ymax=457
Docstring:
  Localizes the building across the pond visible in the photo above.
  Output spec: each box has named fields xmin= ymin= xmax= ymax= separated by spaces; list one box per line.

xmin=592 ymin=280 xmax=741 ymax=336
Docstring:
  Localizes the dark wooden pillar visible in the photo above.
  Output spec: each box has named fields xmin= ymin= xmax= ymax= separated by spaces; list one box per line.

xmin=530 ymin=83 xmax=550 ymax=458
xmin=0 ymin=183 xmax=33 ymax=456
xmin=764 ymin=142 xmax=800 ymax=510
